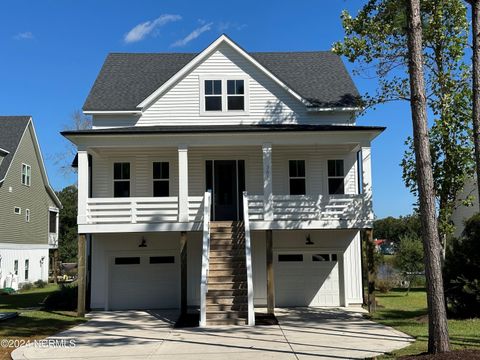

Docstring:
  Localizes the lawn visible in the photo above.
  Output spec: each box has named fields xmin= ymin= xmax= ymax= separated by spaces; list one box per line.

xmin=372 ymin=288 xmax=480 ymax=358
xmin=0 ymin=284 xmax=85 ymax=360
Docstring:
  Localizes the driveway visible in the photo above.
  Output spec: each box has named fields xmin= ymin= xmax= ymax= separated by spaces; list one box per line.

xmin=12 ymin=308 xmax=413 ymax=360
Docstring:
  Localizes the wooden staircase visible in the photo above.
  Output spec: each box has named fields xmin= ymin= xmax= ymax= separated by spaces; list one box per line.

xmin=206 ymin=221 xmax=248 ymax=325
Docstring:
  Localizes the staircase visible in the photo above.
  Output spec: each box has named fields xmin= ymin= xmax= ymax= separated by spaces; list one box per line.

xmin=206 ymin=221 xmax=248 ymax=325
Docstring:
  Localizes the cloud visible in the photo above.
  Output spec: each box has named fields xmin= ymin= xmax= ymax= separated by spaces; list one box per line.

xmin=124 ymin=14 xmax=181 ymax=43
xmin=171 ymin=22 xmax=213 ymax=47
xmin=14 ymin=32 xmax=34 ymax=40
xmin=217 ymin=22 xmax=247 ymax=32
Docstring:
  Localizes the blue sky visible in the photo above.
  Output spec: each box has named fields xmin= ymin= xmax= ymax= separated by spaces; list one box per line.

xmin=0 ymin=0 xmax=416 ymax=219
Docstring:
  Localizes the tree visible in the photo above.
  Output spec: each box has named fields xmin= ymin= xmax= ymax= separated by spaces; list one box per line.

xmin=395 ymin=234 xmax=424 ymax=295
xmin=53 ymin=110 xmax=92 ymax=176
xmin=405 ymin=0 xmax=450 ymax=352
xmin=467 ymin=0 xmax=480 ymax=209
xmin=56 ymin=185 xmax=78 ymax=263
xmin=334 ymin=0 xmax=473 ymax=242
xmin=373 ymin=214 xmax=421 ymax=244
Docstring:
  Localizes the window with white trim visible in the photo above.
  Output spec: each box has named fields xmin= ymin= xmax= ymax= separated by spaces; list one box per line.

xmin=328 ymin=159 xmax=345 ymax=195
xmin=153 ymin=162 xmax=169 ymax=197
xmin=49 ymin=210 xmax=57 ymax=233
xmin=21 ymin=163 xmax=31 ymax=186
xmin=14 ymin=207 xmax=21 ymax=215
xmin=113 ymin=162 xmax=130 ymax=197
xmin=289 ymin=160 xmax=306 ymax=195
xmin=14 ymin=260 xmax=18 ymax=275
xmin=202 ymin=78 xmax=247 ymax=113
xmin=25 ymin=209 xmax=30 ymax=223
xmin=24 ymin=259 xmax=29 ymax=280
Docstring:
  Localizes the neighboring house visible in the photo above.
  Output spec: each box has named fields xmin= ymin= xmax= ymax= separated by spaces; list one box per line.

xmin=0 ymin=116 xmax=62 ymax=289
xmin=63 ymin=35 xmax=384 ymax=325
xmin=451 ymin=178 xmax=479 ymax=237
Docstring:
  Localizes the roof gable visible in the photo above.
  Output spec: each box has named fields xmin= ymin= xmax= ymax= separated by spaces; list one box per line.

xmin=83 ymin=35 xmax=360 ymax=112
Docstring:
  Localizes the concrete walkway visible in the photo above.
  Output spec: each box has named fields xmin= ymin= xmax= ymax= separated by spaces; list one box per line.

xmin=12 ymin=308 xmax=413 ymax=360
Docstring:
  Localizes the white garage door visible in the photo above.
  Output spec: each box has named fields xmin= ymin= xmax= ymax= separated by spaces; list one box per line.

xmin=109 ymin=252 xmax=179 ymax=310
xmin=275 ymin=251 xmax=340 ymax=307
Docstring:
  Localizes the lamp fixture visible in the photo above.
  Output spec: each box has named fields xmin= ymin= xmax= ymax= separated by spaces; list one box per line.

xmin=139 ymin=237 xmax=147 ymax=248
xmin=305 ymin=234 xmax=314 ymax=245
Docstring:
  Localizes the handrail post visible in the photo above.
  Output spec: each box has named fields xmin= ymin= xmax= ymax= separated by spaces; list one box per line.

xmin=243 ymin=191 xmax=255 ymax=326
xmin=200 ymin=190 xmax=211 ymax=327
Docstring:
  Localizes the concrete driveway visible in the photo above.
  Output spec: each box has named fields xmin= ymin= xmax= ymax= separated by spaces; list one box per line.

xmin=12 ymin=308 xmax=413 ymax=360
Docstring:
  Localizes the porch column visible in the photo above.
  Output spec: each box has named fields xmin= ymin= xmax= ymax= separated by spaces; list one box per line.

xmin=361 ymin=146 xmax=373 ymax=221
xmin=262 ymin=143 xmax=273 ymax=221
xmin=180 ymin=231 xmax=188 ymax=315
xmin=77 ymin=233 xmax=87 ymax=317
xmin=266 ymin=230 xmax=275 ymax=314
xmin=77 ymin=150 xmax=89 ymax=225
xmin=178 ymin=145 xmax=189 ymax=222
xmin=363 ymin=228 xmax=376 ymax=313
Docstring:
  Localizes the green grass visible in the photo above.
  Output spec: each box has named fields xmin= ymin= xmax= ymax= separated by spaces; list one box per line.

xmin=0 ymin=284 xmax=85 ymax=360
xmin=372 ymin=288 xmax=480 ymax=358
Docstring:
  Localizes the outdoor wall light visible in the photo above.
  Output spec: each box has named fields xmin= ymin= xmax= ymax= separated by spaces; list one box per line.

xmin=40 ymin=256 xmax=45 ymax=265
xmin=305 ymin=234 xmax=314 ymax=245
xmin=139 ymin=237 xmax=147 ymax=248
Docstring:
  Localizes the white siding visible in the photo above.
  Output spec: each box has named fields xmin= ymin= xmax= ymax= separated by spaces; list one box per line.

xmin=0 ymin=245 xmax=49 ymax=287
xmin=129 ymin=43 xmax=355 ymax=127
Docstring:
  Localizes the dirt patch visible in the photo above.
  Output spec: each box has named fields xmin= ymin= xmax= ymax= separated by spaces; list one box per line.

xmin=414 ymin=314 xmax=428 ymax=323
xmin=400 ymin=350 xmax=480 ymax=359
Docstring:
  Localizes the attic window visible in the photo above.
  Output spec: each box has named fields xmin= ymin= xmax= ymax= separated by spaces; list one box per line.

xmin=201 ymin=77 xmax=248 ymax=114
xmin=204 ymin=80 xmax=222 ymax=111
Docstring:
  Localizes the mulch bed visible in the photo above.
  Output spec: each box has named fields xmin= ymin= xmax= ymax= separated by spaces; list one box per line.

xmin=400 ymin=350 xmax=480 ymax=359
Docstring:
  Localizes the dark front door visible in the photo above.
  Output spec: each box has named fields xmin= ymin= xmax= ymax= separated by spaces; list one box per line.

xmin=206 ymin=160 xmax=245 ymax=221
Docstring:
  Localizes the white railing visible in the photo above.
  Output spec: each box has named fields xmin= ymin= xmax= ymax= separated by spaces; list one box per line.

xmin=199 ymin=190 xmax=212 ymax=327
xmin=246 ymin=194 xmax=367 ymax=222
xmin=242 ymin=192 xmax=255 ymax=326
xmin=188 ymin=196 xmax=204 ymax=222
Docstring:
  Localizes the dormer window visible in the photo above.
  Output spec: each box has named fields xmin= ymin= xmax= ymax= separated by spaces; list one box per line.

xmin=201 ymin=77 xmax=248 ymax=114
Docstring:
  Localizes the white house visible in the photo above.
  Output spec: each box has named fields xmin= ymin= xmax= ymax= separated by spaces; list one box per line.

xmin=63 ymin=35 xmax=384 ymax=326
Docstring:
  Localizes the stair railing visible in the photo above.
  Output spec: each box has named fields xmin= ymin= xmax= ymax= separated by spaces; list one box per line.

xmin=243 ymin=191 xmax=255 ymax=326
xmin=200 ymin=190 xmax=212 ymax=327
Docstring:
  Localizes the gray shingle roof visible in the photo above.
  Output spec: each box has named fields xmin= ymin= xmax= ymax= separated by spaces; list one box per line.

xmin=83 ymin=51 xmax=360 ymax=111
xmin=0 ymin=116 xmax=31 ymax=181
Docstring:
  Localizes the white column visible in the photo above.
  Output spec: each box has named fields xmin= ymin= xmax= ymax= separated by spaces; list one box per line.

xmin=178 ymin=145 xmax=189 ymax=222
xmin=361 ymin=146 xmax=373 ymax=221
xmin=262 ymin=143 xmax=273 ymax=221
xmin=77 ymin=150 xmax=89 ymax=225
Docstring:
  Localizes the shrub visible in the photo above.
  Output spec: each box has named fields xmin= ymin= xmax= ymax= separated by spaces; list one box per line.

xmin=394 ymin=234 xmax=424 ymax=295
xmin=20 ymin=283 xmax=33 ymax=291
xmin=44 ymin=283 xmax=78 ymax=311
xmin=376 ymin=278 xmax=395 ymax=293
xmin=0 ymin=288 xmax=15 ymax=295
xmin=444 ymin=213 xmax=480 ymax=318
xmin=34 ymin=280 xmax=46 ymax=288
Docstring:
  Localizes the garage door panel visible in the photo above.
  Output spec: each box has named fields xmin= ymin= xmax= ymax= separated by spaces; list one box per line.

xmin=109 ymin=253 xmax=180 ymax=310
xmin=275 ymin=251 xmax=340 ymax=307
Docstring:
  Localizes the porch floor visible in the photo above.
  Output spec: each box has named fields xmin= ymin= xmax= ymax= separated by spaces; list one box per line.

xmin=12 ymin=308 xmax=413 ymax=360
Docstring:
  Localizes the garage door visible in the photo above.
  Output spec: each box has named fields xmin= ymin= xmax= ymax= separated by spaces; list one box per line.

xmin=109 ymin=252 xmax=179 ymax=310
xmin=275 ymin=251 xmax=340 ymax=307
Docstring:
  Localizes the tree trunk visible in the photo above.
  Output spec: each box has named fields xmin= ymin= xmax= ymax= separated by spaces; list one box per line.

xmin=471 ymin=0 xmax=480 ymax=205
xmin=405 ymin=0 xmax=450 ymax=354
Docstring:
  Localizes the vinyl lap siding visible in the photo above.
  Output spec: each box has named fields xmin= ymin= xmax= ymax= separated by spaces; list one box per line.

xmin=0 ymin=127 xmax=52 ymax=244
xmin=136 ymin=43 xmax=353 ymax=127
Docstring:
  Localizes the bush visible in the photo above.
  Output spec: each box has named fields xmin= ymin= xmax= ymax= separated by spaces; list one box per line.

xmin=444 ymin=213 xmax=480 ymax=318
xmin=376 ymin=279 xmax=395 ymax=293
xmin=394 ymin=234 xmax=424 ymax=294
xmin=20 ymin=283 xmax=33 ymax=291
xmin=34 ymin=280 xmax=46 ymax=288
xmin=44 ymin=283 xmax=78 ymax=311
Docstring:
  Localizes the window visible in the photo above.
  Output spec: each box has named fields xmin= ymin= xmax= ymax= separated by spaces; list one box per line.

xmin=289 ymin=160 xmax=306 ymax=195
xmin=278 ymin=254 xmax=303 ymax=262
xmin=24 ymin=259 xmax=29 ymax=280
xmin=312 ymin=254 xmax=330 ymax=262
xmin=227 ymin=80 xmax=245 ymax=110
xmin=49 ymin=211 xmax=57 ymax=233
xmin=14 ymin=260 xmax=18 ymax=275
xmin=14 ymin=207 xmax=21 ymax=215
xmin=328 ymin=160 xmax=345 ymax=195
xmin=21 ymin=164 xmax=31 ymax=186
xmin=114 ymin=257 xmax=140 ymax=265
xmin=113 ymin=162 xmax=130 ymax=197
xmin=25 ymin=209 xmax=30 ymax=223
xmin=153 ymin=162 xmax=169 ymax=197
xmin=204 ymin=80 xmax=222 ymax=111
xmin=150 ymin=256 xmax=175 ymax=264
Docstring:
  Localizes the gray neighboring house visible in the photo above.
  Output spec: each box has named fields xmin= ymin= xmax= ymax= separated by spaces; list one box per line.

xmin=0 ymin=116 xmax=62 ymax=289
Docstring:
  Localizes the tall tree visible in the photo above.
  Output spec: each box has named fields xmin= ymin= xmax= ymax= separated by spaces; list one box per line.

xmin=334 ymin=0 xmax=473 ymax=241
xmin=56 ymin=185 xmax=78 ymax=263
xmin=467 ymin=0 xmax=480 ymax=206
xmin=405 ymin=0 xmax=450 ymax=352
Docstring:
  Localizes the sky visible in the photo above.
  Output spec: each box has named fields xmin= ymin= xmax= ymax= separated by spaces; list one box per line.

xmin=0 ymin=0 xmax=417 ymax=219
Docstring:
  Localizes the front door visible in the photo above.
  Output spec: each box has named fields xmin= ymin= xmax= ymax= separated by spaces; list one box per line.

xmin=206 ymin=160 xmax=245 ymax=221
